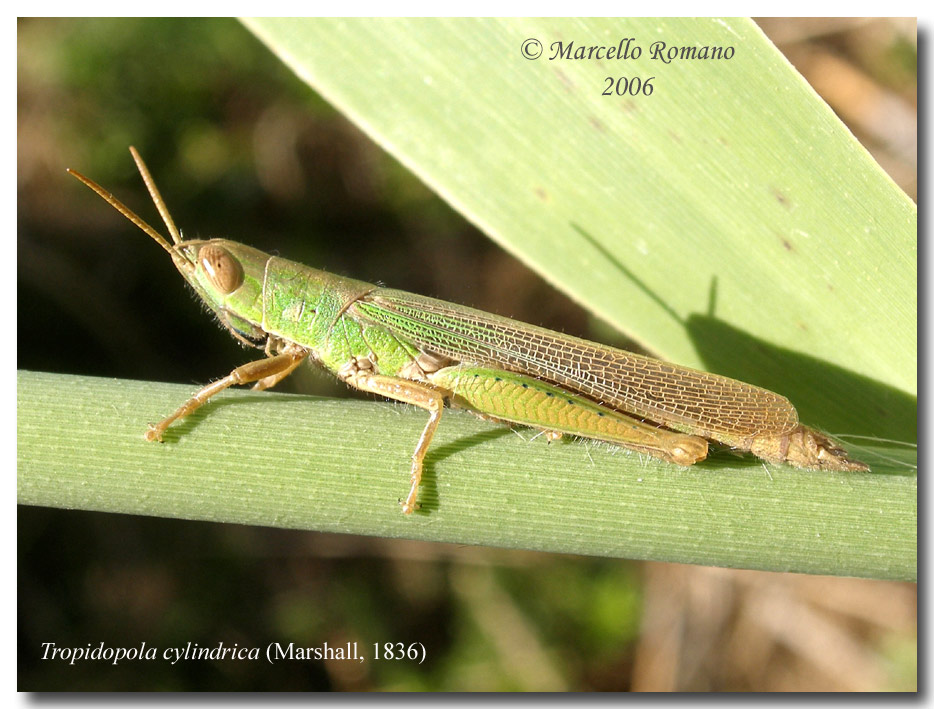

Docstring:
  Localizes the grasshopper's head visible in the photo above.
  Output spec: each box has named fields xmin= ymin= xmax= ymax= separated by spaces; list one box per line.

xmin=67 ymin=147 xmax=271 ymax=348
xmin=174 ymin=239 xmax=272 ymax=346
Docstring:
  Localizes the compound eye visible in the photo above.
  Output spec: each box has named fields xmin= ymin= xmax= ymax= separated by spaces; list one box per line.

xmin=198 ymin=245 xmax=243 ymax=294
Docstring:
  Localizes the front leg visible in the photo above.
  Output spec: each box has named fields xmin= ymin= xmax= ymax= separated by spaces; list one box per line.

xmin=145 ymin=351 xmax=308 ymax=442
xmin=340 ymin=361 xmax=446 ymax=514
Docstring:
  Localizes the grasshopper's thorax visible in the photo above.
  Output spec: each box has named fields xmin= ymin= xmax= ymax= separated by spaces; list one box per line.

xmin=176 ymin=239 xmax=271 ymax=346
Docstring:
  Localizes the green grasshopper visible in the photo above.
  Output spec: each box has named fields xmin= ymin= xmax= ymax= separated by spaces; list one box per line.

xmin=68 ymin=148 xmax=868 ymax=514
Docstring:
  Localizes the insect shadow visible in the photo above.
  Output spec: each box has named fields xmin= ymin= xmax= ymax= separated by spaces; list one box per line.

xmin=570 ymin=223 xmax=916 ymax=466
xmin=143 ymin=391 xmax=321 ymax=443
xmin=409 ymin=427 xmax=515 ymax=515
xmin=148 ymin=391 xmax=520 ymax=513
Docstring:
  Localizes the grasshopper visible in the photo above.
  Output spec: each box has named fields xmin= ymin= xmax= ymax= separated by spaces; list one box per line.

xmin=67 ymin=148 xmax=868 ymax=514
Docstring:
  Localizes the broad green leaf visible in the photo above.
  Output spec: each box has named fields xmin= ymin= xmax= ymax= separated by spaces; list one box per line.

xmin=245 ymin=17 xmax=917 ymax=445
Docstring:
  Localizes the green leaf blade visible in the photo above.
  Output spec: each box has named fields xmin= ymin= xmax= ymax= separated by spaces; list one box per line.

xmin=18 ymin=371 xmax=917 ymax=581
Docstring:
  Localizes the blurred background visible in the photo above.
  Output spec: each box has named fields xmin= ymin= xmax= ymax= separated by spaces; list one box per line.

xmin=17 ymin=18 xmax=916 ymax=690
